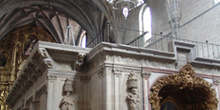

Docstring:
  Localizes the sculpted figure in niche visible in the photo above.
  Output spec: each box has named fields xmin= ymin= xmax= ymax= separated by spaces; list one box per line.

xmin=126 ymin=71 xmax=140 ymax=110
xmin=60 ymin=78 xmax=75 ymax=110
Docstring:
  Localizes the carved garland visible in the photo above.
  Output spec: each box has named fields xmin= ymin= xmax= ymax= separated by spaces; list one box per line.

xmin=149 ymin=63 xmax=218 ymax=110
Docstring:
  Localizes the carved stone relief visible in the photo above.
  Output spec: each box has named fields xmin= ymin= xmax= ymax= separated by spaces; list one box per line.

xmin=38 ymin=48 xmax=49 ymax=58
xmin=75 ymin=54 xmax=86 ymax=71
xmin=44 ymin=60 xmax=53 ymax=69
xmin=60 ymin=78 xmax=76 ymax=110
xmin=149 ymin=63 xmax=218 ymax=110
xmin=126 ymin=71 xmax=140 ymax=110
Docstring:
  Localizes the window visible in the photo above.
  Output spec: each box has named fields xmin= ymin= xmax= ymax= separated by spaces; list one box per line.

xmin=139 ymin=4 xmax=152 ymax=47
xmin=81 ymin=34 xmax=87 ymax=48
xmin=214 ymin=0 xmax=220 ymax=4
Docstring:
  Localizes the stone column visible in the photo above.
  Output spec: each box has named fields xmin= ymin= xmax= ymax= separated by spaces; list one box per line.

xmin=47 ymin=75 xmax=57 ymax=110
xmin=167 ymin=0 xmax=181 ymax=39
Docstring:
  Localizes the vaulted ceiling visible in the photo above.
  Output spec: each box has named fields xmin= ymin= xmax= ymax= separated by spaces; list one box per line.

xmin=0 ymin=0 xmax=107 ymax=44
xmin=0 ymin=0 xmax=149 ymax=44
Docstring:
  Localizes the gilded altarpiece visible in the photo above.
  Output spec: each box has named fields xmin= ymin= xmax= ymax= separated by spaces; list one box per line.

xmin=0 ymin=25 xmax=54 ymax=110
xmin=149 ymin=63 xmax=218 ymax=110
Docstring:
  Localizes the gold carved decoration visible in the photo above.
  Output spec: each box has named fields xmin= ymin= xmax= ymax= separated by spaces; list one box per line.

xmin=0 ymin=25 xmax=55 ymax=110
xmin=149 ymin=63 xmax=218 ymax=110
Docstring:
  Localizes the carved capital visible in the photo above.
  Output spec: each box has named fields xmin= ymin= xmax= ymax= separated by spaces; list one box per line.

xmin=80 ymin=76 xmax=91 ymax=83
xmin=47 ymin=75 xmax=57 ymax=80
xmin=112 ymin=67 xmax=122 ymax=77
xmin=142 ymin=70 xmax=151 ymax=77
xmin=213 ymin=79 xmax=220 ymax=85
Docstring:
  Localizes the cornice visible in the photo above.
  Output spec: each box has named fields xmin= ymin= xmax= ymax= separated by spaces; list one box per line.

xmin=87 ymin=42 xmax=176 ymax=62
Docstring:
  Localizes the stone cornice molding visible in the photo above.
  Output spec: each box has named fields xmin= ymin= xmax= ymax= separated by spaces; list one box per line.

xmin=87 ymin=42 xmax=176 ymax=62
xmin=87 ymin=42 xmax=220 ymax=69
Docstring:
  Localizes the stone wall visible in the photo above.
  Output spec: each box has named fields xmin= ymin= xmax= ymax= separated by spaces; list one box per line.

xmin=179 ymin=0 xmax=220 ymax=44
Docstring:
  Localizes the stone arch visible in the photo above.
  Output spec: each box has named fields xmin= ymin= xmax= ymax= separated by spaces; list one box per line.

xmin=149 ymin=63 xmax=218 ymax=110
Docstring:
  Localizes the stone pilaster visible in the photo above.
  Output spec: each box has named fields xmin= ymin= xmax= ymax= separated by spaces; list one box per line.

xmin=112 ymin=67 xmax=122 ymax=110
xmin=142 ymin=70 xmax=151 ymax=110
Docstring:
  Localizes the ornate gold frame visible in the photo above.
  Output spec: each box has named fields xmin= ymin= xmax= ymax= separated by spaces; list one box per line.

xmin=149 ymin=63 xmax=218 ymax=110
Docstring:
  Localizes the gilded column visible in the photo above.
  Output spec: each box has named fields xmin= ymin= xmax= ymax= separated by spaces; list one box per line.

xmin=10 ymin=41 xmax=21 ymax=81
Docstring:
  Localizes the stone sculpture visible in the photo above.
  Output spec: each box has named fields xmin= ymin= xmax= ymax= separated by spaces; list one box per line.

xmin=126 ymin=71 xmax=140 ymax=110
xmin=60 ymin=78 xmax=75 ymax=110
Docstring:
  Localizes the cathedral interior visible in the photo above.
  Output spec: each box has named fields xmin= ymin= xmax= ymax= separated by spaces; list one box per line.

xmin=0 ymin=0 xmax=220 ymax=110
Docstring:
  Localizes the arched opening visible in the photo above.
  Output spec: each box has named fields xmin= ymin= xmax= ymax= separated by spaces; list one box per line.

xmin=77 ymin=30 xmax=87 ymax=48
xmin=81 ymin=35 xmax=87 ymax=48
xmin=149 ymin=63 xmax=218 ymax=110
xmin=139 ymin=4 xmax=152 ymax=47
xmin=159 ymin=85 xmax=210 ymax=110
